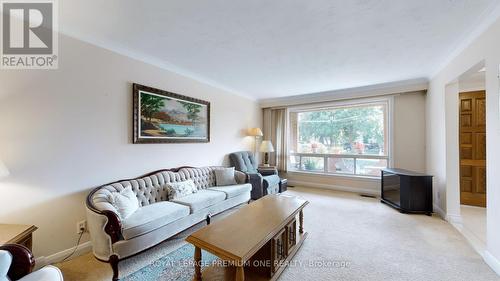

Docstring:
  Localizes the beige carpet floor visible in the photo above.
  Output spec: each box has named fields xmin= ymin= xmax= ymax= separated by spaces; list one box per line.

xmin=57 ymin=187 xmax=499 ymax=281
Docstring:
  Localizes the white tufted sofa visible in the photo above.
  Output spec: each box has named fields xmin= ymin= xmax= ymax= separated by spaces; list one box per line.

xmin=85 ymin=166 xmax=251 ymax=280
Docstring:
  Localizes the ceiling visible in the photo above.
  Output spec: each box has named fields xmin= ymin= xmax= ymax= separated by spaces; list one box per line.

xmin=60 ymin=0 xmax=500 ymax=100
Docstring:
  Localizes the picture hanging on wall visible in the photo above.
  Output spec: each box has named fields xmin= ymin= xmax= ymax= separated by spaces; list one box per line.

xmin=133 ymin=83 xmax=210 ymax=143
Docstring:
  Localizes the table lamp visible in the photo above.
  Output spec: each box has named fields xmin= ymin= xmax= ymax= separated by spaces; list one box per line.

xmin=0 ymin=159 xmax=9 ymax=178
xmin=259 ymin=140 xmax=275 ymax=167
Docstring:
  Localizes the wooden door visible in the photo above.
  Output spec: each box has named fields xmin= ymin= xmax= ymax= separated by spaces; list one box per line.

xmin=459 ymin=91 xmax=486 ymax=207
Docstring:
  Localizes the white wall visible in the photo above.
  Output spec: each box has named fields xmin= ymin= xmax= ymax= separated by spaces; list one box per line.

xmin=284 ymin=91 xmax=427 ymax=193
xmin=444 ymin=82 xmax=461 ymax=220
xmin=459 ymin=72 xmax=486 ymax=92
xmin=0 ymin=34 xmax=261 ymax=258
xmin=393 ymin=92 xmax=426 ymax=172
xmin=426 ymin=17 xmax=500 ymax=273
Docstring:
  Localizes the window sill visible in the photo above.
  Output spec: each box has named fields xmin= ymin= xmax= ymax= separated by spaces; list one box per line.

xmin=287 ymin=170 xmax=380 ymax=181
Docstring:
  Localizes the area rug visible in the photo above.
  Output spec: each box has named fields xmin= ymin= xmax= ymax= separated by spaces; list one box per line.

xmin=121 ymin=243 xmax=218 ymax=281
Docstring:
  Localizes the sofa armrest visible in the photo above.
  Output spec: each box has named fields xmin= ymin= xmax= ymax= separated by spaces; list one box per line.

xmin=0 ymin=244 xmax=34 ymax=280
xmin=85 ymin=207 xmax=122 ymax=261
xmin=85 ymin=186 xmax=124 ymax=261
xmin=101 ymin=210 xmax=122 ymax=244
xmin=247 ymin=173 xmax=264 ymax=199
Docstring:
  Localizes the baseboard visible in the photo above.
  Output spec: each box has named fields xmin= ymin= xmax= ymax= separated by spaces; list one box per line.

xmin=453 ymin=222 xmax=486 ymax=255
xmin=288 ymin=180 xmax=379 ymax=196
xmin=447 ymin=215 xmax=500 ymax=276
xmin=35 ymin=241 xmax=92 ymax=268
xmin=431 ymin=203 xmax=462 ymax=224
xmin=432 ymin=203 xmax=446 ymax=219
xmin=446 ymin=213 xmax=463 ymax=225
xmin=484 ymin=251 xmax=500 ymax=276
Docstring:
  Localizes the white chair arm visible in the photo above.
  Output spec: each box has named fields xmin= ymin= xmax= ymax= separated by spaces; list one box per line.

xmin=18 ymin=266 xmax=63 ymax=281
xmin=0 ymin=250 xmax=13 ymax=281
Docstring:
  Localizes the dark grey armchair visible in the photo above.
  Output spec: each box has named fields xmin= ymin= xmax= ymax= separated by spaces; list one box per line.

xmin=229 ymin=151 xmax=281 ymax=199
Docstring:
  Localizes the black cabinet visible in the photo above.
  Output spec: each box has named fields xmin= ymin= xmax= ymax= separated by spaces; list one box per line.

xmin=381 ymin=168 xmax=433 ymax=216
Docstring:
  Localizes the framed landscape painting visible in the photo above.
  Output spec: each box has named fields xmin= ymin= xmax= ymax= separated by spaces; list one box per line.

xmin=133 ymin=83 xmax=210 ymax=143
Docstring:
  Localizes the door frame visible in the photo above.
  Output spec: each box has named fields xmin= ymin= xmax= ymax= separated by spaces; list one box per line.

xmin=444 ymin=61 xmax=487 ymax=223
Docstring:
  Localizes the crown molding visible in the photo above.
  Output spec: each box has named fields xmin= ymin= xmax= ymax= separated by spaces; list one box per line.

xmin=259 ymin=78 xmax=428 ymax=108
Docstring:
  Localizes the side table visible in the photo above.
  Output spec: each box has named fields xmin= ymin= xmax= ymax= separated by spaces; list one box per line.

xmin=0 ymin=224 xmax=38 ymax=251
xmin=279 ymin=178 xmax=288 ymax=193
xmin=257 ymin=166 xmax=278 ymax=176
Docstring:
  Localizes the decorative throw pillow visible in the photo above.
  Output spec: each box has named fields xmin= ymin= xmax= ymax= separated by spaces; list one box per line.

xmin=0 ymin=250 xmax=12 ymax=281
xmin=109 ymin=186 xmax=139 ymax=220
xmin=215 ymin=167 xmax=237 ymax=186
xmin=166 ymin=179 xmax=198 ymax=200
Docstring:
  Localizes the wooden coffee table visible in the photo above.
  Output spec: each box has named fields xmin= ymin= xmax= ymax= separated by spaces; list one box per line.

xmin=186 ymin=194 xmax=308 ymax=281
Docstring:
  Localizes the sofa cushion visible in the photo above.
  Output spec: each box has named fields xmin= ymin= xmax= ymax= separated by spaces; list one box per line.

xmin=109 ymin=186 xmax=139 ymax=220
xmin=166 ymin=179 xmax=198 ymax=200
xmin=122 ymin=201 xmax=190 ymax=240
xmin=209 ymin=183 xmax=252 ymax=199
xmin=171 ymin=190 xmax=226 ymax=213
xmin=214 ymin=167 xmax=237 ymax=186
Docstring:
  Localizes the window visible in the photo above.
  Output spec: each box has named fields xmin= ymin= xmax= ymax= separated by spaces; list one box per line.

xmin=288 ymin=100 xmax=390 ymax=177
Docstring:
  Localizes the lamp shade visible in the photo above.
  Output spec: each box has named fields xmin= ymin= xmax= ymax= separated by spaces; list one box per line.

xmin=259 ymin=140 xmax=275 ymax=153
xmin=248 ymin=128 xmax=263 ymax=137
xmin=0 ymin=159 xmax=9 ymax=178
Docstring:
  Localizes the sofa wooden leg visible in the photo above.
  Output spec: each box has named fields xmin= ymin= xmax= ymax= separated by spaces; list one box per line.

xmin=109 ymin=255 xmax=119 ymax=281
xmin=247 ymin=199 xmax=251 ymax=204
xmin=206 ymin=213 xmax=212 ymax=225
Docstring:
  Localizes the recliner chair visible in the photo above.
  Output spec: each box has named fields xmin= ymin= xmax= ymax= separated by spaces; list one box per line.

xmin=229 ymin=151 xmax=281 ymax=199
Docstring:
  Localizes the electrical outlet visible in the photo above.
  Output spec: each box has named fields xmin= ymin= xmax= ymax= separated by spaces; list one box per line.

xmin=77 ymin=220 xmax=87 ymax=234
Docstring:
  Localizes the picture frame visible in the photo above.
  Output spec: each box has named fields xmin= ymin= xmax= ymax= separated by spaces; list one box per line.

xmin=133 ymin=83 xmax=210 ymax=143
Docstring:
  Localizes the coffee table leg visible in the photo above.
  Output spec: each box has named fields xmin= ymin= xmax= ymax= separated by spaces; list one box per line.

xmin=194 ymin=246 xmax=202 ymax=281
xmin=299 ymin=209 xmax=304 ymax=234
xmin=235 ymin=266 xmax=245 ymax=281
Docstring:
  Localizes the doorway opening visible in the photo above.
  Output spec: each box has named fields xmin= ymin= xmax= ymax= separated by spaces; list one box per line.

xmin=457 ymin=62 xmax=487 ymax=249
